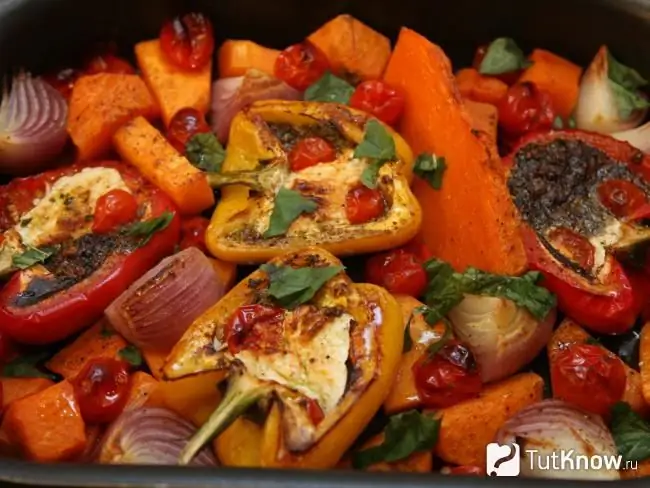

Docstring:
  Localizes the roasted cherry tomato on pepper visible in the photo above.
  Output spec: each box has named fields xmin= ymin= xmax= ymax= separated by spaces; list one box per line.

xmin=179 ymin=216 xmax=211 ymax=254
xmin=73 ymin=357 xmax=131 ymax=424
xmin=413 ymin=339 xmax=482 ymax=408
xmin=166 ymin=107 xmax=212 ymax=153
xmin=365 ymin=248 xmax=427 ymax=297
xmin=498 ymin=82 xmax=556 ymax=141
xmin=0 ymin=161 xmax=181 ymax=345
xmin=349 ymin=81 xmax=405 ymax=126
xmin=274 ymin=42 xmax=330 ymax=91
xmin=92 ymin=189 xmax=139 ymax=234
xmin=288 ymin=137 xmax=337 ymax=172
xmin=159 ymin=13 xmax=214 ymax=71
xmin=225 ymin=304 xmax=285 ymax=354
xmin=345 ymin=185 xmax=385 ymax=225
xmin=551 ymin=343 xmax=626 ymax=416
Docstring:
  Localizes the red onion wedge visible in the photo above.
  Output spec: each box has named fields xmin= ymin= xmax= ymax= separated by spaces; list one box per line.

xmin=495 ymin=399 xmax=619 ymax=480
xmin=211 ymin=69 xmax=301 ymax=143
xmin=105 ymin=247 xmax=228 ymax=351
xmin=0 ymin=71 xmax=68 ymax=175
xmin=448 ymin=296 xmax=556 ymax=383
xmin=98 ymin=407 xmax=217 ymax=466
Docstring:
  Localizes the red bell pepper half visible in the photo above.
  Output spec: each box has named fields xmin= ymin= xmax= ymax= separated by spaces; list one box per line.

xmin=0 ymin=161 xmax=181 ymax=345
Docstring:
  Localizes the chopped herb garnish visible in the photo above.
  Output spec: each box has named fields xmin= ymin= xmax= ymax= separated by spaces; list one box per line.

xmin=553 ymin=116 xmax=564 ymax=129
xmin=304 ymin=71 xmax=355 ymax=104
xmin=260 ymin=263 xmax=344 ymax=309
xmin=413 ymin=153 xmax=447 ymax=190
xmin=611 ymin=402 xmax=650 ymax=462
xmin=263 ymin=188 xmax=318 ymax=238
xmin=355 ymin=119 xmax=397 ymax=189
xmin=12 ymin=245 xmax=57 ymax=269
xmin=352 ymin=410 xmax=441 ymax=469
xmin=20 ymin=218 xmax=32 ymax=227
xmin=122 ymin=211 xmax=174 ymax=247
xmin=186 ymin=133 xmax=226 ymax=173
xmin=2 ymin=352 xmax=57 ymax=380
xmin=118 ymin=345 xmax=143 ymax=367
xmin=478 ymin=38 xmax=531 ymax=76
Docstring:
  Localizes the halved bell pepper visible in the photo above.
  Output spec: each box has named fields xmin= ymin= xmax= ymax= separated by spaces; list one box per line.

xmin=205 ymin=100 xmax=422 ymax=264
xmin=163 ymin=247 xmax=404 ymax=468
xmin=505 ymin=130 xmax=650 ymax=334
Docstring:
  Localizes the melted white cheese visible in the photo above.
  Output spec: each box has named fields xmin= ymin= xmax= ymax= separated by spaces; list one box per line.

xmin=235 ymin=312 xmax=351 ymax=413
xmin=589 ymin=219 xmax=622 ymax=273
xmin=16 ymin=167 xmax=130 ymax=248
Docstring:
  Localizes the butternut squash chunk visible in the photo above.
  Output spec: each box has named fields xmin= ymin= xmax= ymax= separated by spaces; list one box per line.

xmin=218 ymin=40 xmax=280 ymax=78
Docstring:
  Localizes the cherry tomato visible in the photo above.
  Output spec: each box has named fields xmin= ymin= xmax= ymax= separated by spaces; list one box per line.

xmin=274 ymin=42 xmax=330 ymax=91
xmin=43 ymin=68 xmax=80 ymax=100
xmin=365 ymin=248 xmax=427 ymax=297
xmin=84 ymin=54 xmax=135 ymax=75
xmin=288 ymin=137 xmax=337 ymax=171
xmin=0 ymin=331 xmax=16 ymax=365
xmin=598 ymin=179 xmax=650 ymax=220
xmin=159 ymin=13 xmax=214 ymax=71
xmin=551 ymin=343 xmax=627 ymax=416
xmin=498 ymin=82 xmax=556 ymax=140
xmin=349 ymin=81 xmax=405 ymax=126
xmin=72 ymin=358 xmax=131 ymax=424
xmin=226 ymin=304 xmax=285 ymax=354
xmin=92 ymin=189 xmax=139 ymax=234
xmin=166 ymin=107 xmax=211 ymax=153
xmin=548 ymin=227 xmax=595 ymax=270
xmin=413 ymin=340 xmax=482 ymax=408
xmin=443 ymin=465 xmax=484 ymax=476
xmin=306 ymin=398 xmax=325 ymax=425
xmin=179 ymin=216 xmax=210 ymax=254
xmin=345 ymin=185 xmax=385 ymax=225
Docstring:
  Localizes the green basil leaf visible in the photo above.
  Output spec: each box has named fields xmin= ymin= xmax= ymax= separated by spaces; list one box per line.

xmin=12 ymin=245 xmax=57 ymax=269
xmin=261 ymin=264 xmax=344 ymax=309
xmin=611 ymin=402 xmax=650 ymax=462
xmin=423 ymin=259 xmax=556 ymax=321
xmin=119 ymin=345 xmax=143 ymax=367
xmin=354 ymin=119 xmax=397 ymax=189
xmin=608 ymin=51 xmax=648 ymax=91
xmin=2 ymin=352 xmax=57 ymax=380
xmin=263 ymin=188 xmax=318 ymax=238
xmin=584 ymin=336 xmax=601 ymax=346
xmin=352 ymin=410 xmax=440 ymax=469
xmin=123 ymin=211 xmax=174 ymax=247
xmin=567 ymin=114 xmax=577 ymax=129
xmin=304 ymin=71 xmax=355 ymax=104
xmin=413 ymin=153 xmax=447 ymax=190
xmin=479 ymin=38 xmax=531 ymax=76
xmin=552 ymin=116 xmax=564 ymax=129
xmin=609 ymin=80 xmax=650 ymax=120
xmin=186 ymin=133 xmax=226 ymax=173
xmin=425 ymin=319 xmax=453 ymax=358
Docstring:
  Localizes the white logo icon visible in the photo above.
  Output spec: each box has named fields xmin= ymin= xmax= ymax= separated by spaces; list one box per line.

xmin=486 ymin=442 xmax=521 ymax=476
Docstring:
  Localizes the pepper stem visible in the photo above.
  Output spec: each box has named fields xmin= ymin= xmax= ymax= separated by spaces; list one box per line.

xmin=178 ymin=372 xmax=271 ymax=465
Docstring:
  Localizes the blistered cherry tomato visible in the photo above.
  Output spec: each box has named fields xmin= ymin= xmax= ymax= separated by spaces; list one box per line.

xmin=289 ymin=137 xmax=337 ymax=171
xmin=548 ymin=227 xmax=595 ymax=270
xmin=166 ymin=107 xmax=211 ymax=153
xmin=345 ymin=185 xmax=385 ymax=225
xmin=72 ymin=358 xmax=131 ymax=424
xmin=551 ymin=343 xmax=627 ymax=416
xmin=498 ymin=82 xmax=556 ymax=140
xmin=598 ymin=179 xmax=650 ymax=220
xmin=159 ymin=13 xmax=214 ymax=71
xmin=365 ymin=248 xmax=427 ymax=297
xmin=179 ymin=216 xmax=210 ymax=254
xmin=349 ymin=81 xmax=405 ymax=126
xmin=84 ymin=54 xmax=135 ymax=75
xmin=43 ymin=68 xmax=80 ymax=100
xmin=92 ymin=189 xmax=139 ymax=234
xmin=226 ymin=304 xmax=285 ymax=354
xmin=413 ymin=340 xmax=482 ymax=408
xmin=274 ymin=42 xmax=329 ymax=91
xmin=306 ymin=398 xmax=325 ymax=425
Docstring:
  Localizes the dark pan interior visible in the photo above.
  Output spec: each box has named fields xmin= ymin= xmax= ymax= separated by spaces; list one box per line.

xmin=1 ymin=0 xmax=650 ymax=486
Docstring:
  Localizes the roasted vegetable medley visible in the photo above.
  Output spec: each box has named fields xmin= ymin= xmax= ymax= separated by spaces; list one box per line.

xmin=3 ymin=11 xmax=650 ymax=481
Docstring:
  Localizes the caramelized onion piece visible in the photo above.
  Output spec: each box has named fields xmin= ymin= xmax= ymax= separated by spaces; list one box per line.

xmin=105 ymin=247 xmax=228 ymax=351
xmin=211 ymin=69 xmax=301 ymax=143
xmin=448 ymin=295 xmax=555 ymax=383
xmin=0 ymin=72 xmax=68 ymax=175
xmin=98 ymin=407 xmax=217 ymax=465
xmin=495 ymin=399 xmax=619 ymax=480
